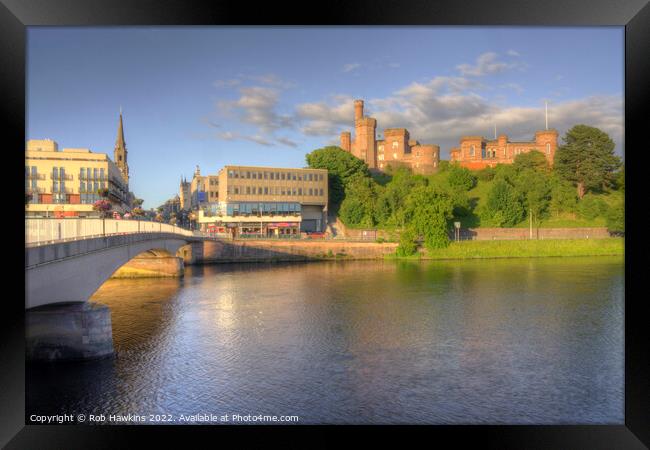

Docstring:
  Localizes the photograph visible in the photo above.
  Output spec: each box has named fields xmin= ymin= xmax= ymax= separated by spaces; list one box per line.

xmin=21 ymin=25 xmax=628 ymax=427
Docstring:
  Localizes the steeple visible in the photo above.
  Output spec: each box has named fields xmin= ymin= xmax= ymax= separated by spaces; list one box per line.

xmin=114 ymin=108 xmax=129 ymax=184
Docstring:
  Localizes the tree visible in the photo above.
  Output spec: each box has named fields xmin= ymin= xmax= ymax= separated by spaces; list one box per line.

xmin=132 ymin=198 xmax=144 ymax=208
xmin=403 ymin=185 xmax=453 ymax=250
xmin=338 ymin=173 xmax=380 ymax=227
xmin=577 ymin=195 xmax=608 ymax=220
xmin=97 ymin=187 xmax=110 ymax=198
xmin=447 ymin=165 xmax=477 ymax=191
xmin=516 ymin=169 xmax=551 ymax=227
xmin=305 ymin=146 xmax=370 ymax=211
xmin=481 ymin=179 xmax=525 ymax=227
xmin=606 ymin=198 xmax=624 ymax=234
xmin=513 ymin=150 xmax=548 ymax=172
xmin=396 ymin=228 xmax=418 ymax=256
xmin=549 ymin=175 xmax=578 ymax=218
xmin=554 ymin=125 xmax=621 ymax=198
xmin=374 ymin=167 xmax=427 ymax=227
xmin=131 ymin=207 xmax=145 ymax=218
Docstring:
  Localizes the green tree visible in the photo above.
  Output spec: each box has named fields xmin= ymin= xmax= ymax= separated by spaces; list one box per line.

xmin=403 ymin=185 xmax=453 ymax=250
xmin=577 ymin=195 xmax=608 ymax=220
xmin=132 ymin=198 xmax=144 ymax=208
xmin=554 ymin=125 xmax=621 ymax=198
xmin=605 ymin=198 xmax=624 ymax=234
xmin=338 ymin=173 xmax=380 ymax=227
xmin=516 ymin=169 xmax=551 ymax=227
xmin=513 ymin=150 xmax=549 ymax=172
xmin=549 ymin=175 xmax=578 ymax=218
xmin=481 ymin=179 xmax=525 ymax=227
xmin=305 ymin=146 xmax=370 ymax=211
xmin=374 ymin=167 xmax=426 ymax=227
xmin=447 ymin=165 xmax=477 ymax=191
xmin=396 ymin=228 xmax=418 ymax=256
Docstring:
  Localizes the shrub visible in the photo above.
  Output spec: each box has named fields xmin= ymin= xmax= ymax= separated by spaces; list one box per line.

xmin=447 ymin=165 xmax=477 ymax=191
xmin=577 ymin=195 xmax=608 ymax=220
xmin=396 ymin=228 xmax=417 ymax=256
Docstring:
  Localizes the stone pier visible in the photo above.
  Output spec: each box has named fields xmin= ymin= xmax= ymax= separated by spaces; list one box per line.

xmin=111 ymin=253 xmax=184 ymax=278
xmin=26 ymin=302 xmax=114 ymax=362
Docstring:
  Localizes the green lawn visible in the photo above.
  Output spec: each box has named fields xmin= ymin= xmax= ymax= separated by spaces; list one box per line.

xmin=387 ymin=238 xmax=624 ymax=260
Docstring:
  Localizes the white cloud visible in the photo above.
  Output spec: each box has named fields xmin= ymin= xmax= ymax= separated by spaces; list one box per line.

xmin=506 ymin=49 xmax=520 ymax=57
xmin=456 ymin=52 xmax=525 ymax=77
xmin=342 ymin=63 xmax=361 ymax=73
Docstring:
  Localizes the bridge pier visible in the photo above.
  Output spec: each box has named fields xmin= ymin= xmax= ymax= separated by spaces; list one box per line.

xmin=26 ymin=302 xmax=113 ymax=362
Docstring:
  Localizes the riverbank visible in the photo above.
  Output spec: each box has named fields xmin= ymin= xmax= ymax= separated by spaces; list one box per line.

xmin=387 ymin=238 xmax=624 ymax=260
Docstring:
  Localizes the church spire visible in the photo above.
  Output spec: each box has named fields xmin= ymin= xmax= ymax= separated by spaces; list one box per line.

xmin=114 ymin=108 xmax=129 ymax=184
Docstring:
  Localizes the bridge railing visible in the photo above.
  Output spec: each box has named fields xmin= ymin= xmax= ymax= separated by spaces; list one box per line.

xmin=25 ymin=218 xmax=196 ymax=246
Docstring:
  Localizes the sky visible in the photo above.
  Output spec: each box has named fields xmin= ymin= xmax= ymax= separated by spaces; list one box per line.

xmin=27 ymin=26 xmax=624 ymax=208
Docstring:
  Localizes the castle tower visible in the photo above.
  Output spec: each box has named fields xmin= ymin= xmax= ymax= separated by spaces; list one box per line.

xmin=340 ymin=131 xmax=351 ymax=151
xmin=114 ymin=109 xmax=129 ymax=184
xmin=352 ymin=99 xmax=377 ymax=169
xmin=354 ymin=99 xmax=364 ymax=121
xmin=535 ymin=129 xmax=559 ymax=164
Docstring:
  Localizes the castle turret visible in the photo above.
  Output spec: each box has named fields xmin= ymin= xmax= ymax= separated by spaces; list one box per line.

xmin=354 ymin=99 xmax=364 ymax=122
xmin=535 ymin=129 xmax=559 ymax=164
xmin=340 ymin=131 xmax=351 ymax=151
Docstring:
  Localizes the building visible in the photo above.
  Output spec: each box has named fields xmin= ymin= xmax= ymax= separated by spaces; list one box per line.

xmin=449 ymin=129 xmax=559 ymax=170
xmin=25 ymin=113 xmax=131 ymax=217
xmin=339 ymin=99 xmax=440 ymax=174
xmin=179 ymin=165 xmax=219 ymax=211
xmin=197 ymin=165 xmax=328 ymax=236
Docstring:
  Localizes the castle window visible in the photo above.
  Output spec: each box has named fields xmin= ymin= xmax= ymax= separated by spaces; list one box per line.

xmin=503 ymin=149 xmax=506 ymax=156
xmin=416 ymin=151 xmax=420 ymax=157
xmin=392 ymin=141 xmax=398 ymax=149
xmin=470 ymin=145 xmax=475 ymax=157
xmin=378 ymin=154 xmax=384 ymax=161
xmin=393 ymin=153 xmax=397 ymax=159
xmin=378 ymin=145 xmax=384 ymax=152
xmin=546 ymin=143 xmax=551 ymax=155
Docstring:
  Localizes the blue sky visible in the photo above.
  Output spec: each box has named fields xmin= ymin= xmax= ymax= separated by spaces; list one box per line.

xmin=27 ymin=27 xmax=623 ymax=208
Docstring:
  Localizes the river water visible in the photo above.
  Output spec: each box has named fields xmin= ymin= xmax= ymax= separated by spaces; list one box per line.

xmin=27 ymin=257 xmax=624 ymax=424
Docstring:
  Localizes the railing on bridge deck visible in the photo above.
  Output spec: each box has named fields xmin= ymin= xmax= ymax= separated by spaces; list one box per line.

xmin=25 ymin=218 xmax=206 ymax=247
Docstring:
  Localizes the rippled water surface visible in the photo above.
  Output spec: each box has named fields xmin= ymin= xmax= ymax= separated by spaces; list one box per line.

xmin=27 ymin=257 xmax=624 ymax=424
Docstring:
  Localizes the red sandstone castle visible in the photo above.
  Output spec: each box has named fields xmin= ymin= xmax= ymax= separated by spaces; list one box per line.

xmin=339 ymin=99 xmax=440 ymax=174
xmin=449 ymin=129 xmax=559 ymax=170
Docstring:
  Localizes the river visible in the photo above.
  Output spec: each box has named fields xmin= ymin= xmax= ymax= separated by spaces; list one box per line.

xmin=27 ymin=257 xmax=624 ymax=424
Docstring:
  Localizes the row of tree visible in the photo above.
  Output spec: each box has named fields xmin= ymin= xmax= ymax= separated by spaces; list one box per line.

xmin=306 ymin=125 xmax=624 ymax=255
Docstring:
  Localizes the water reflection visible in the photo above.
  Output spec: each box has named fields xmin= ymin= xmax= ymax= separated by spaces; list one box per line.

xmin=27 ymin=257 xmax=623 ymax=424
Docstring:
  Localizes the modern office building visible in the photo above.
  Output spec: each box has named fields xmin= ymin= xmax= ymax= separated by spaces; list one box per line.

xmin=197 ymin=165 xmax=328 ymax=236
xmin=25 ymin=113 xmax=131 ymax=217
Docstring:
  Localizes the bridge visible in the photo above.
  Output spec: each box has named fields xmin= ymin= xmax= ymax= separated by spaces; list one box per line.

xmin=25 ymin=218 xmax=215 ymax=361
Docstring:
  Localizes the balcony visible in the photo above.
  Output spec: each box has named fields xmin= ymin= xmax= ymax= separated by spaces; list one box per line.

xmin=26 ymin=173 xmax=46 ymax=180
xmin=25 ymin=187 xmax=45 ymax=194
xmin=50 ymin=173 xmax=73 ymax=181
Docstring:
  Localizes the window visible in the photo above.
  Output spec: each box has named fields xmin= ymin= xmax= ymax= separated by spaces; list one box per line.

xmin=392 ymin=141 xmax=398 ymax=149
xmin=470 ymin=145 xmax=475 ymax=157
xmin=378 ymin=145 xmax=384 ymax=152
xmin=309 ymin=188 xmax=313 ymax=196
xmin=292 ymin=173 xmax=297 ymax=180
xmin=93 ymin=168 xmax=98 ymax=180
xmin=319 ymin=174 xmax=323 ymax=181
xmin=393 ymin=153 xmax=398 ymax=159
xmin=298 ymin=188 xmax=302 ymax=196
xmin=252 ymin=172 xmax=257 ymax=179
xmin=52 ymin=181 xmax=59 ymax=192
xmin=281 ymin=173 xmax=285 ymax=180
xmin=246 ymin=186 xmax=250 ymax=194
xmin=546 ymin=143 xmax=551 ymax=155
xmin=234 ymin=187 xmax=239 ymax=194
xmin=319 ymin=188 xmax=324 ymax=196
xmin=246 ymin=171 xmax=251 ymax=179
xmin=264 ymin=172 xmax=268 ymax=179
xmin=264 ymin=187 xmax=268 ymax=195
xmin=52 ymin=167 xmax=59 ymax=180
xmin=100 ymin=168 xmax=105 ymax=181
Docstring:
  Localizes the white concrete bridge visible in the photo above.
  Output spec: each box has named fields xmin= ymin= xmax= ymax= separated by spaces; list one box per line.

xmin=25 ymin=218 xmax=213 ymax=309
xmin=24 ymin=218 xmax=217 ymax=361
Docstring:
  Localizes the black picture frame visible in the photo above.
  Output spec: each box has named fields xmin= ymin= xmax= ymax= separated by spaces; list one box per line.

xmin=3 ymin=0 xmax=648 ymax=447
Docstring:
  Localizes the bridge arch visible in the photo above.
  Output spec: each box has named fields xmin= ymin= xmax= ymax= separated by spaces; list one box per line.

xmin=26 ymin=236 xmax=195 ymax=309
